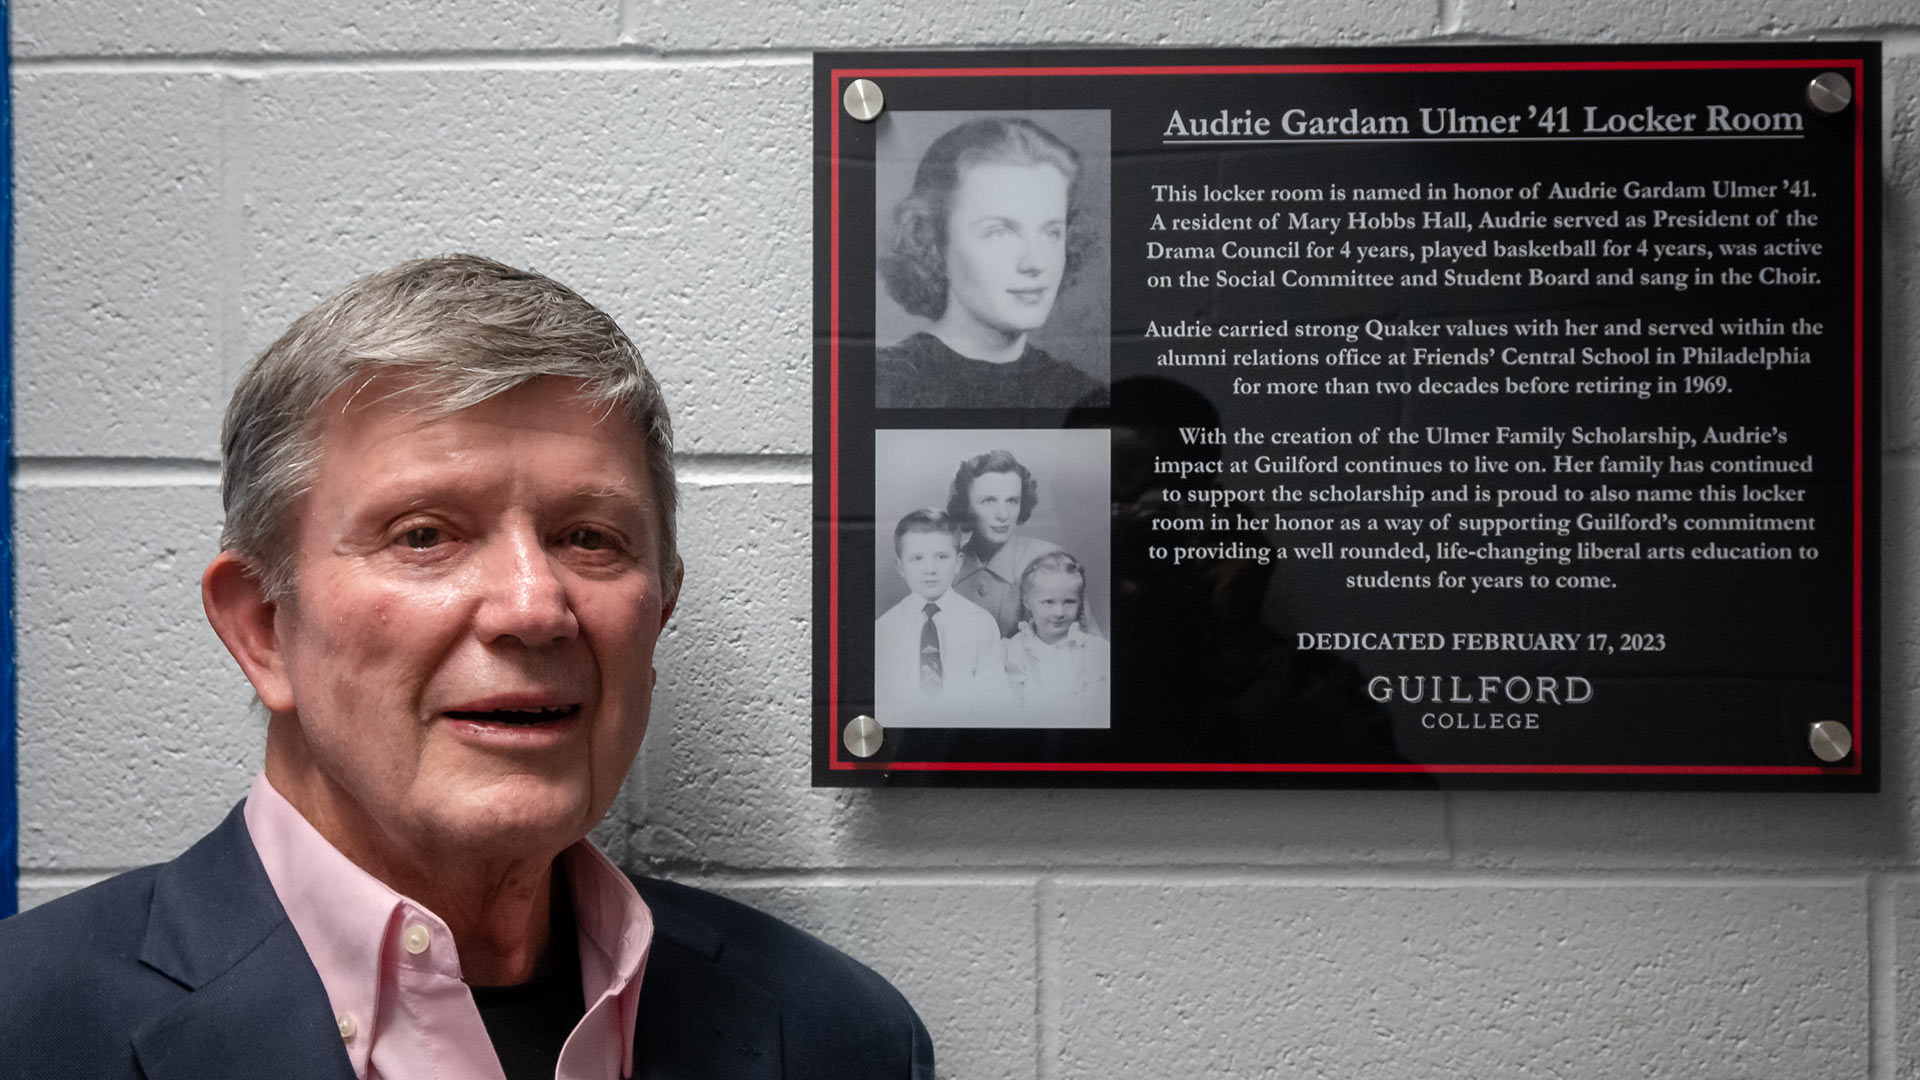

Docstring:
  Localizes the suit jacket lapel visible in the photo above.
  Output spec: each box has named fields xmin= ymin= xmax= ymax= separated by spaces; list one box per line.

xmin=130 ymin=803 xmax=353 ymax=1080
xmin=634 ymin=895 xmax=784 ymax=1080
xmin=122 ymin=806 xmax=787 ymax=1080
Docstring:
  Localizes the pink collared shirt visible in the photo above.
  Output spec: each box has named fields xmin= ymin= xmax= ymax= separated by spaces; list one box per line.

xmin=243 ymin=773 xmax=654 ymax=1080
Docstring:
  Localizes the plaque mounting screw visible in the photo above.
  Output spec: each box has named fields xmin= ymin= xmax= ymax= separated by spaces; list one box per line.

xmin=1808 ymin=720 xmax=1853 ymax=763
xmin=844 ymin=714 xmax=884 ymax=757
xmin=1807 ymin=72 xmax=1852 ymax=115
xmin=843 ymin=79 xmax=885 ymax=122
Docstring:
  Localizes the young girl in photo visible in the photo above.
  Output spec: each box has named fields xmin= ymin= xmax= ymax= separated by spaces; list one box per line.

xmin=1005 ymin=551 xmax=1110 ymax=725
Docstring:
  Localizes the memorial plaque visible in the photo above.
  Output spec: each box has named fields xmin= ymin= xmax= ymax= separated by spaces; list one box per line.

xmin=812 ymin=45 xmax=1880 ymax=790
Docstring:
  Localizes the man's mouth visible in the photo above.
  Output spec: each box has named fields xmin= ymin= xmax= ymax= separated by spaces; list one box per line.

xmin=445 ymin=704 xmax=581 ymax=726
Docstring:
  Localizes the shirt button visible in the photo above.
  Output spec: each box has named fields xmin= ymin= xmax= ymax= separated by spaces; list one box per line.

xmin=337 ymin=1013 xmax=357 ymax=1041
xmin=403 ymin=924 xmax=431 ymax=954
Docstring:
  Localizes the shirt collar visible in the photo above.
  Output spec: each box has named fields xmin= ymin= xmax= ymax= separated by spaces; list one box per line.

xmin=243 ymin=772 xmax=653 ymax=1078
xmin=559 ymin=841 xmax=653 ymax=1076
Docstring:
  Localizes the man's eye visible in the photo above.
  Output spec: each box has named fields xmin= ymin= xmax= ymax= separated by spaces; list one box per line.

xmin=568 ymin=528 xmax=611 ymax=551
xmin=402 ymin=527 xmax=442 ymax=549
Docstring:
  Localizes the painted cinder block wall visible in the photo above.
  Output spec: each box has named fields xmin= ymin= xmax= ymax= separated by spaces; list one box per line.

xmin=9 ymin=2 xmax=1918 ymax=1076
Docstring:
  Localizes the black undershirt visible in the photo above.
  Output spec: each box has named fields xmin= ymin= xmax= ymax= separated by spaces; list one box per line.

xmin=468 ymin=877 xmax=587 ymax=1080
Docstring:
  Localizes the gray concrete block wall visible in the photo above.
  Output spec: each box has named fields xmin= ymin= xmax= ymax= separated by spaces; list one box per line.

xmin=8 ymin=2 xmax=1915 ymax=1076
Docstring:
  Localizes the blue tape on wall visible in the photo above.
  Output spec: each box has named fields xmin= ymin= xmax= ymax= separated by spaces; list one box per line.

xmin=3 ymin=0 xmax=17 ymax=918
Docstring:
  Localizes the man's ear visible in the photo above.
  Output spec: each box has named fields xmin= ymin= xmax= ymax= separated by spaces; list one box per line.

xmin=660 ymin=557 xmax=684 ymax=629
xmin=202 ymin=551 xmax=295 ymax=713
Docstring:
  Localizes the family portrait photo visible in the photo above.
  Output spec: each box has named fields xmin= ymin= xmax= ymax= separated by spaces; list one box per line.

xmin=872 ymin=428 xmax=1111 ymax=729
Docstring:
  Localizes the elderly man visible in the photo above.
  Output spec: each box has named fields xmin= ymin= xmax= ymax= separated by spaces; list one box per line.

xmin=0 ymin=255 xmax=932 ymax=1079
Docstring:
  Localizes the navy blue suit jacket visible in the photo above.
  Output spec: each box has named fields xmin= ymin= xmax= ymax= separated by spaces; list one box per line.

xmin=0 ymin=803 xmax=934 ymax=1080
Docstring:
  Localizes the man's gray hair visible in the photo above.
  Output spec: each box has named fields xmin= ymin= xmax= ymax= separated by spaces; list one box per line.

xmin=219 ymin=253 xmax=679 ymax=602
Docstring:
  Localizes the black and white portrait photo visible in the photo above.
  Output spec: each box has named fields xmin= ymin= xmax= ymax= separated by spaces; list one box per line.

xmin=873 ymin=428 xmax=1111 ymax=729
xmin=874 ymin=110 xmax=1112 ymax=410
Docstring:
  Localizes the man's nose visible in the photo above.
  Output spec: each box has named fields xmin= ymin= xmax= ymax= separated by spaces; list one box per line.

xmin=476 ymin=529 xmax=579 ymax=646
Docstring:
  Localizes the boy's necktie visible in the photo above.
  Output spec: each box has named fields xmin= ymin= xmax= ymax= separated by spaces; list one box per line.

xmin=919 ymin=602 xmax=943 ymax=692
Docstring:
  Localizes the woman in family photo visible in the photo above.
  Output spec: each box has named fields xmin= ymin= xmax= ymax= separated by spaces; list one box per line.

xmin=946 ymin=448 xmax=1063 ymax=638
xmin=876 ymin=115 xmax=1108 ymax=409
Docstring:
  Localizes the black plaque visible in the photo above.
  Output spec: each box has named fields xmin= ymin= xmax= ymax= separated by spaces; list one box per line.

xmin=813 ymin=45 xmax=1880 ymax=790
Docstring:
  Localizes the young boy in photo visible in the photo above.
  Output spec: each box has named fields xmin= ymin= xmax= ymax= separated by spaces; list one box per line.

xmin=874 ymin=509 xmax=1008 ymax=724
xmin=1005 ymin=551 xmax=1111 ymax=727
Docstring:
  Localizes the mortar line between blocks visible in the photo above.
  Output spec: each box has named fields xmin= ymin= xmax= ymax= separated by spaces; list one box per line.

xmin=11 ymin=49 xmax=816 ymax=76
xmin=615 ymin=0 xmax=637 ymax=45
xmin=645 ymin=865 xmax=1872 ymax=890
xmin=1443 ymin=789 xmax=1465 ymax=867
xmin=13 ymin=458 xmax=221 ymax=487
xmin=1871 ymin=873 xmax=1896 ymax=1080
xmin=16 ymin=868 xmax=124 ymax=888
xmin=677 ymin=454 xmax=811 ymax=485
xmin=218 ymin=67 xmax=244 ymax=417
xmin=1052 ymin=867 xmax=1875 ymax=888
xmin=1036 ymin=877 xmax=1059 ymax=1080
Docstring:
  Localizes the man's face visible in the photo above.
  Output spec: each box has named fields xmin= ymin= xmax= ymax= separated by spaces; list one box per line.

xmin=268 ymin=377 xmax=674 ymax=865
xmin=966 ymin=470 xmax=1025 ymax=546
xmin=896 ymin=529 xmax=960 ymax=600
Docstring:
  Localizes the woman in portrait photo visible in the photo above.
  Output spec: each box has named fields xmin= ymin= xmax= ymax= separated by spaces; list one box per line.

xmin=946 ymin=448 xmax=1063 ymax=637
xmin=877 ymin=116 xmax=1108 ymax=409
